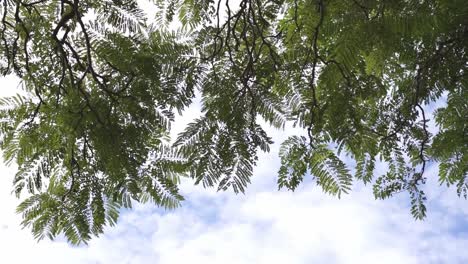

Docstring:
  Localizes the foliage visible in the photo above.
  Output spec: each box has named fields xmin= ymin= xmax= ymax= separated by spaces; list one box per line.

xmin=0 ymin=0 xmax=466 ymax=243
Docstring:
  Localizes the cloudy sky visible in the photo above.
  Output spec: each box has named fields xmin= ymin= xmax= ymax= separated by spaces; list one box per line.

xmin=1 ymin=2 xmax=467 ymax=262
xmin=1 ymin=74 xmax=468 ymax=264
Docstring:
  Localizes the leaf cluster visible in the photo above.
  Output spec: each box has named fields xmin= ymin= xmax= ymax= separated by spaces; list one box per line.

xmin=0 ymin=0 xmax=466 ymax=243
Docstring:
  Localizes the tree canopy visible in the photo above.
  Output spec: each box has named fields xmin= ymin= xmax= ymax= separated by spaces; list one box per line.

xmin=0 ymin=0 xmax=466 ymax=244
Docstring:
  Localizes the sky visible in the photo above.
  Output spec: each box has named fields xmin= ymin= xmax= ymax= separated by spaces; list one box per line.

xmin=1 ymin=75 xmax=468 ymax=264
xmin=1 ymin=3 xmax=468 ymax=263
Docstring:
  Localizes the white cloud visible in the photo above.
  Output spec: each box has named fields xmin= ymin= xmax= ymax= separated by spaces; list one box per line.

xmin=2 ymin=131 xmax=467 ymax=263
xmin=0 ymin=93 xmax=466 ymax=264
xmin=0 ymin=75 xmax=22 ymax=97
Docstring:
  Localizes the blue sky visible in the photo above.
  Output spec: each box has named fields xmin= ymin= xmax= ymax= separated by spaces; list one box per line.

xmin=0 ymin=2 xmax=467 ymax=261
xmin=1 ymin=74 xmax=467 ymax=263
xmin=1 ymin=132 xmax=468 ymax=263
